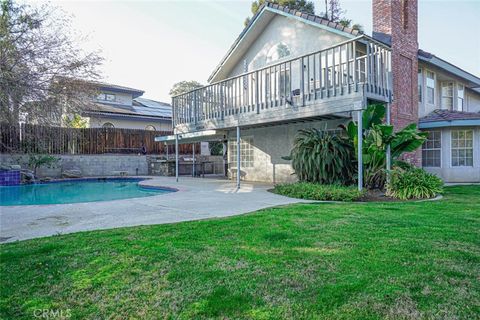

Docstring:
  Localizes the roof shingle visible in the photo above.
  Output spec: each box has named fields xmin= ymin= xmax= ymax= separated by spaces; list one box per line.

xmin=419 ymin=109 xmax=480 ymax=123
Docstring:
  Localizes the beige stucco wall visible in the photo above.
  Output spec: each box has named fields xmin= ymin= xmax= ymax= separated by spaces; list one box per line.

xmin=418 ymin=64 xmax=480 ymax=117
xmin=227 ymin=14 xmax=349 ymax=78
xmin=226 ymin=118 xmax=348 ymax=183
xmin=88 ymin=116 xmax=172 ymax=131
xmin=423 ymin=127 xmax=480 ymax=183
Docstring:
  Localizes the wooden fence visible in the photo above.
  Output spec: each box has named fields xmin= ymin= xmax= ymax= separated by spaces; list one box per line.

xmin=0 ymin=123 xmax=198 ymax=155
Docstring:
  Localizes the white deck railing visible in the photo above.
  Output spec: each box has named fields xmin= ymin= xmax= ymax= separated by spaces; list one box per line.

xmin=172 ymin=35 xmax=391 ymax=128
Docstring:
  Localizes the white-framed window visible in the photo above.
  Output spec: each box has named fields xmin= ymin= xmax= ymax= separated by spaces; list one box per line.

xmin=229 ymin=137 xmax=254 ymax=168
xmin=145 ymin=125 xmax=156 ymax=131
xmin=426 ymin=70 xmax=435 ymax=105
xmin=457 ymin=84 xmax=465 ymax=111
xmin=441 ymin=82 xmax=454 ymax=109
xmin=418 ymin=68 xmax=423 ymax=102
xmin=451 ymin=130 xmax=473 ymax=167
xmin=102 ymin=122 xmax=114 ymax=128
xmin=97 ymin=93 xmax=116 ymax=102
xmin=422 ymin=130 xmax=441 ymax=167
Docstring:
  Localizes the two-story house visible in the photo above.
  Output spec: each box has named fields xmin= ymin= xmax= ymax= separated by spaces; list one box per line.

xmin=82 ymin=82 xmax=172 ymax=131
xmin=159 ymin=0 xmax=480 ymax=185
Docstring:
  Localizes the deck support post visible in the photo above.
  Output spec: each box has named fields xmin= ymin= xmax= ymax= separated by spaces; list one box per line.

xmin=386 ymin=102 xmax=392 ymax=183
xmin=192 ymin=143 xmax=196 ymax=177
xmin=357 ymin=110 xmax=363 ymax=191
xmin=236 ymin=126 xmax=241 ymax=189
xmin=222 ymin=140 xmax=227 ymax=177
xmin=175 ymin=133 xmax=179 ymax=182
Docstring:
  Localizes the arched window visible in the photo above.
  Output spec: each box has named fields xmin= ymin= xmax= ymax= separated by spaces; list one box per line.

xmin=145 ymin=125 xmax=156 ymax=131
xmin=266 ymin=42 xmax=291 ymax=64
xmin=102 ymin=122 xmax=114 ymax=128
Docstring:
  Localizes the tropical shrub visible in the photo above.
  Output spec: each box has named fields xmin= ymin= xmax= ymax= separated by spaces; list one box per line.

xmin=386 ymin=167 xmax=443 ymax=200
xmin=341 ymin=104 xmax=427 ymax=189
xmin=273 ymin=182 xmax=365 ymax=202
xmin=288 ymin=128 xmax=355 ymax=185
xmin=28 ymin=154 xmax=59 ymax=176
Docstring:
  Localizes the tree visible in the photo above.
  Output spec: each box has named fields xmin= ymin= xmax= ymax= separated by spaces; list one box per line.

xmin=325 ymin=0 xmax=344 ymax=21
xmin=0 ymin=0 xmax=102 ymax=126
xmin=339 ymin=18 xmax=363 ymax=32
xmin=320 ymin=0 xmax=362 ymax=32
xmin=169 ymin=80 xmax=204 ymax=97
xmin=28 ymin=154 xmax=59 ymax=176
xmin=63 ymin=114 xmax=88 ymax=128
xmin=245 ymin=0 xmax=315 ymax=26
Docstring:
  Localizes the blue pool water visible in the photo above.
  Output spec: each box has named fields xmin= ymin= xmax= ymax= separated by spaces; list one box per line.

xmin=0 ymin=178 xmax=174 ymax=206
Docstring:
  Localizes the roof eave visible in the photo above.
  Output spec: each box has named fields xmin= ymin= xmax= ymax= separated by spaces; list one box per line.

xmin=419 ymin=119 xmax=480 ymax=129
xmin=99 ymin=86 xmax=145 ymax=98
xmin=418 ymin=53 xmax=480 ymax=88
xmin=83 ymin=110 xmax=172 ymax=121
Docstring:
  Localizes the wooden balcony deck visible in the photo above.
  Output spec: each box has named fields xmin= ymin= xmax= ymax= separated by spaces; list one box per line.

xmin=173 ymin=36 xmax=392 ymax=133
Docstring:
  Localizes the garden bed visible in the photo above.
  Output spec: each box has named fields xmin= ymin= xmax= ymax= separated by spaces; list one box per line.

xmin=271 ymin=182 xmax=441 ymax=202
xmin=271 ymin=182 xmax=366 ymax=202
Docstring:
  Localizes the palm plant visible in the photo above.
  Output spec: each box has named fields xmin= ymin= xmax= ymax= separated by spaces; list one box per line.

xmin=341 ymin=104 xmax=427 ymax=189
xmin=288 ymin=128 xmax=355 ymax=185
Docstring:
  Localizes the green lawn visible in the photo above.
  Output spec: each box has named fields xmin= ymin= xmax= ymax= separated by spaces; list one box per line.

xmin=1 ymin=186 xmax=479 ymax=319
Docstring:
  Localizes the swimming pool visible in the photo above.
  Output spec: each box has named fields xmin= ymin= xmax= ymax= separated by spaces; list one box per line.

xmin=0 ymin=178 xmax=175 ymax=206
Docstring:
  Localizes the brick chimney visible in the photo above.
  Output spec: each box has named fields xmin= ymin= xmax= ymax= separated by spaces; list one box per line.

xmin=373 ymin=0 xmax=420 ymax=165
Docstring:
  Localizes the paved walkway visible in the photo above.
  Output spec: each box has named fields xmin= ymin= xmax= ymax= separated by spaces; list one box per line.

xmin=0 ymin=177 xmax=307 ymax=243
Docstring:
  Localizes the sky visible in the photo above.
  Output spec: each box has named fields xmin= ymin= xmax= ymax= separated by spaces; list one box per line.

xmin=33 ymin=0 xmax=480 ymax=102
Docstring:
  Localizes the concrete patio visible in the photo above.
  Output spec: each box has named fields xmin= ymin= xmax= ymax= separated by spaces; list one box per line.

xmin=0 ymin=177 xmax=308 ymax=243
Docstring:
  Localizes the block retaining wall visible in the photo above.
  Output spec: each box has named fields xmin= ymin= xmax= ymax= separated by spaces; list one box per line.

xmin=0 ymin=154 xmax=149 ymax=178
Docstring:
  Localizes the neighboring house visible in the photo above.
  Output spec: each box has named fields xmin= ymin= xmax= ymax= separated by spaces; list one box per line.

xmin=82 ymin=82 xmax=172 ymax=131
xmin=165 ymin=0 xmax=480 ymax=184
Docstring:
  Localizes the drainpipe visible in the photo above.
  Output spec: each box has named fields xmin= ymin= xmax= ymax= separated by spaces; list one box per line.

xmin=357 ymin=110 xmax=363 ymax=191
xmin=236 ymin=126 xmax=241 ymax=189
xmin=386 ymin=102 xmax=392 ymax=181
xmin=385 ymin=52 xmax=392 ymax=184
xmin=175 ymin=133 xmax=179 ymax=182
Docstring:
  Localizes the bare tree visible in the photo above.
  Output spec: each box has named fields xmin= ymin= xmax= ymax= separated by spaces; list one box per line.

xmin=321 ymin=0 xmax=362 ymax=32
xmin=326 ymin=0 xmax=345 ymax=22
xmin=0 ymin=0 xmax=103 ymax=126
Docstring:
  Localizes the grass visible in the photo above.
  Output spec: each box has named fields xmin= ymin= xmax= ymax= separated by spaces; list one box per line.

xmin=1 ymin=185 xmax=479 ymax=319
xmin=272 ymin=182 xmax=366 ymax=201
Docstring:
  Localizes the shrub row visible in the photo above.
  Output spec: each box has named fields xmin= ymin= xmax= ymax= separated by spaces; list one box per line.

xmin=273 ymin=182 xmax=365 ymax=202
